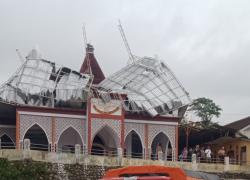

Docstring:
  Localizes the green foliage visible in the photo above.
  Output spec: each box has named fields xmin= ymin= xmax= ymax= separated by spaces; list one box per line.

xmin=0 ymin=158 xmax=50 ymax=180
xmin=189 ymin=97 xmax=222 ymax=128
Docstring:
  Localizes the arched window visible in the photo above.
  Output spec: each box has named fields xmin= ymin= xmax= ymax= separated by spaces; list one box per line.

xmin=23 ymin=124 xmax=49 ymax=151
xmin=57 ymin=127 xmax=83 ymax=153
xmin=151 ymin=132 xmax=172 ymax=160
xmin=91 ymin=126 xmax=119 ymax=156
xmin=0 ymin=134 xmax=15 ymax=149
xmin=124 ymin=130 xmax=143 ymax=158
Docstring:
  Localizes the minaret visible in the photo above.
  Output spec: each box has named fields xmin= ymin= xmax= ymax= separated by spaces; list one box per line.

xmin=80 ymin=44 xmax=105 ymax=84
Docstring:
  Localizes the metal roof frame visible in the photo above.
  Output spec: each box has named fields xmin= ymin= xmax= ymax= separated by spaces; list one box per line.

xmin=98 ymin=57 xmax=191 ymax=116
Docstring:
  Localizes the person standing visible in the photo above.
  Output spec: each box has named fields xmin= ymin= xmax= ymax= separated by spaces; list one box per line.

xmin=205 ymin=146 xmax=212 ymax=163
xmin=194 ymin=145 xmax=201 ymax=162
xmin=187 ymin=147 xmax=193 ymax=162
xmin=200 ymin=146 xmax=206 ymax=162
xmin=227 ymin=145 xmax=235 ymax=164
xmin=217 ymin=146 xmax=225 ymax=163
xmin=182 ymin=147 xmax=188 ymax=161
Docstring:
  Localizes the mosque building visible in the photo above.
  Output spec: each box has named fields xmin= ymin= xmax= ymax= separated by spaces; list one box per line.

xmin=0 ymin=43 xmax=191 ymax=160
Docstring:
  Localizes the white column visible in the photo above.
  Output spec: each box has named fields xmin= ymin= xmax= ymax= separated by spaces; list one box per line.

xmin=147 ymin=147 xmax=151 ymax=160
xmin=224 ymin=156 xmax=230 ymax=171
xmin=158 ymin=151 xmax=163 ymax=161
xmin=172 ymin=147 xmax=176 ymax=161
xmin=23 ymin=138 xmax=31 ymax=160
xmin=192 ymin=153 xmax=197 ymax=171
xmin=117 ymin=147 xmax=123 ymax=166
xmin=126 ymin=134 xmax=132 ymax=158
xmin=143 ymin=147 xmax=146 ymax=159
xmin=118 ymin=147 xmax=123 ymax=158
xmin=83 ymin=144 xmax=87 ymax=156
xmin=19 ymin=140 xmax=23 ymax=150
xmin=75 ymin=144 xmax=81 ymax=163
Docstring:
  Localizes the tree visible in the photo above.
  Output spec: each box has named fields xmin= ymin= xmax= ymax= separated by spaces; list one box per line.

xmin=189 ymin=97 xmax=222 ymax=128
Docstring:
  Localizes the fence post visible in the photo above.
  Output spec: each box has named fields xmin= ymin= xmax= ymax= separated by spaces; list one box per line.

xmin=172 ymin=147 xmax=176 ymax=161
xmin=75 ymin=144 xmax=81 ymax=163
xmin=117 ymin=148 xmax=123 ymax=166
xmin=224 ymin=156 xmax=229 ymax=171
xmin=158 ymin=152 xmax=163 ymax=161
xmin=147 ymin=148 xmax=151 ymax=160
xmin=82 ymin=144 xmax=88 ymax=169
xmin=192 ymin=153 xmax=197 ymax=171
xmin=23 ymin=138 xmax=31 ymax=160
xmin=19 ymin=140 xmax=23 ymax=150
xmin=49 ymin=142 xmax=52 ymax=152
xmin=83 ymin=144 xmax=87 ymax=156
xmin=54 ymin=143 xmax=57 ymax=153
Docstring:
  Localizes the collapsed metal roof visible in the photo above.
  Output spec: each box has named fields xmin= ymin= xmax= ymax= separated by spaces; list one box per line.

xmin=0 ymin=48 xmax=92 ymax=108
xmin=0 ymin=47 xmax=191 ymax=116
xmin=98 ymin=57 xmax=191 ymax=116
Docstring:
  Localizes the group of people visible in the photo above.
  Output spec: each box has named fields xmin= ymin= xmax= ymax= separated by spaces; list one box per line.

xmin=180 ymin=145 xmax=227 ymax=163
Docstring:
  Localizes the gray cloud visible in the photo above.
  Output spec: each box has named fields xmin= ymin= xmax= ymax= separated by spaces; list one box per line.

xmin=1 ymin=0 xmax=250 ymax=124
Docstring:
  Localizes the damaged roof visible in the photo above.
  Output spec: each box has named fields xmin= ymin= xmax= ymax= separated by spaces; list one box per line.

xmin=98 ymin=57 xmax=191 ymax=116
xmin=0 ymin=48 xmax=92 ymax=108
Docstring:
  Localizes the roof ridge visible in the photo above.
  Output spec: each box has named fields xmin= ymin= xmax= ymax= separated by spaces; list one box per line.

xmin=224 ymin=116 xmax=250 ymax=130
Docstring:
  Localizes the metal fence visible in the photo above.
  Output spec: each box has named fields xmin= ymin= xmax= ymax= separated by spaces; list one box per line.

xmin=0 ymin=141 xmax=249 ymax=166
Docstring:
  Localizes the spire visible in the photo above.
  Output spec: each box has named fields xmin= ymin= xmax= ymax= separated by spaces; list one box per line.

xmin=80 ymin=43 xmax=105 ymax=84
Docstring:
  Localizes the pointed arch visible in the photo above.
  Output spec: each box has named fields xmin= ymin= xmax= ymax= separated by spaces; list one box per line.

xmin=22 ymin=122 xmax=49 ymax=142
xmin=151 ymin=132 xmax=172 ymax=160
xmin=91 ymin=125 xmax=119 ymax=156
xmin=124 ymin=130 xmax=143 ymax=158
xmin=57 ymin=126 xmax=83 ymax=153
xmin=125 ymin=129 xmax=144 ymax=148
xmin=23 ymin=124 xmax=49 ymax=151
xmin=0 ymin=133 xmax=15 ymax=149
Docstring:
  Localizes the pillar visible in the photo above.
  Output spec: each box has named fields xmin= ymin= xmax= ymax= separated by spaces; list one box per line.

xmin=147 ymin=147 xmax=151 ymax=160
xmin=117 ymin=147 xmax=123 ymax=166
xmin=23 ymin=138 xmax=31 ymax=160
xmin=192 ymin=153 xmax=197 ymax=171
xmin=75 ymin=144 xmax=81 ymax=163
xmin=143 ymin=147 xmax=146 ymax=159
xmin=224 ymin=156 xmax=230 ymax=171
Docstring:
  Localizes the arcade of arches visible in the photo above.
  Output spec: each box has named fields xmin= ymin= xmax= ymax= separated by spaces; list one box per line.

xmin=18 ymin=122 xmax=175 ymax=160
xmin=20 ymin=124 xmax=174 ymax=159
xmin=14 ymin=111 xmax=177 ymax=160
xmin=90 ymin=127 xmax=173 ymax=160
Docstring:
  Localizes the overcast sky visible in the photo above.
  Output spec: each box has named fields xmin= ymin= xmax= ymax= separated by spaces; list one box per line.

xmin=0 ymin=0 xmax=250 ymax=125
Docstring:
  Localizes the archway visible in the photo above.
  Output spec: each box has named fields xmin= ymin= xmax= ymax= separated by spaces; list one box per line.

xmin=57 ymin=127 xmax=83 ymax=153
xmin=91 ymin=126 xmax=119 ymax=156
xmin=23 ymin=124 xmax=49 ymax=151
xmin=124 ymin=130 xmax=143 ymax=158
xmin=0 ymin=134 xmax=15 ymax=149
xmin=151 ymin=132 xmax=172 ymax=160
